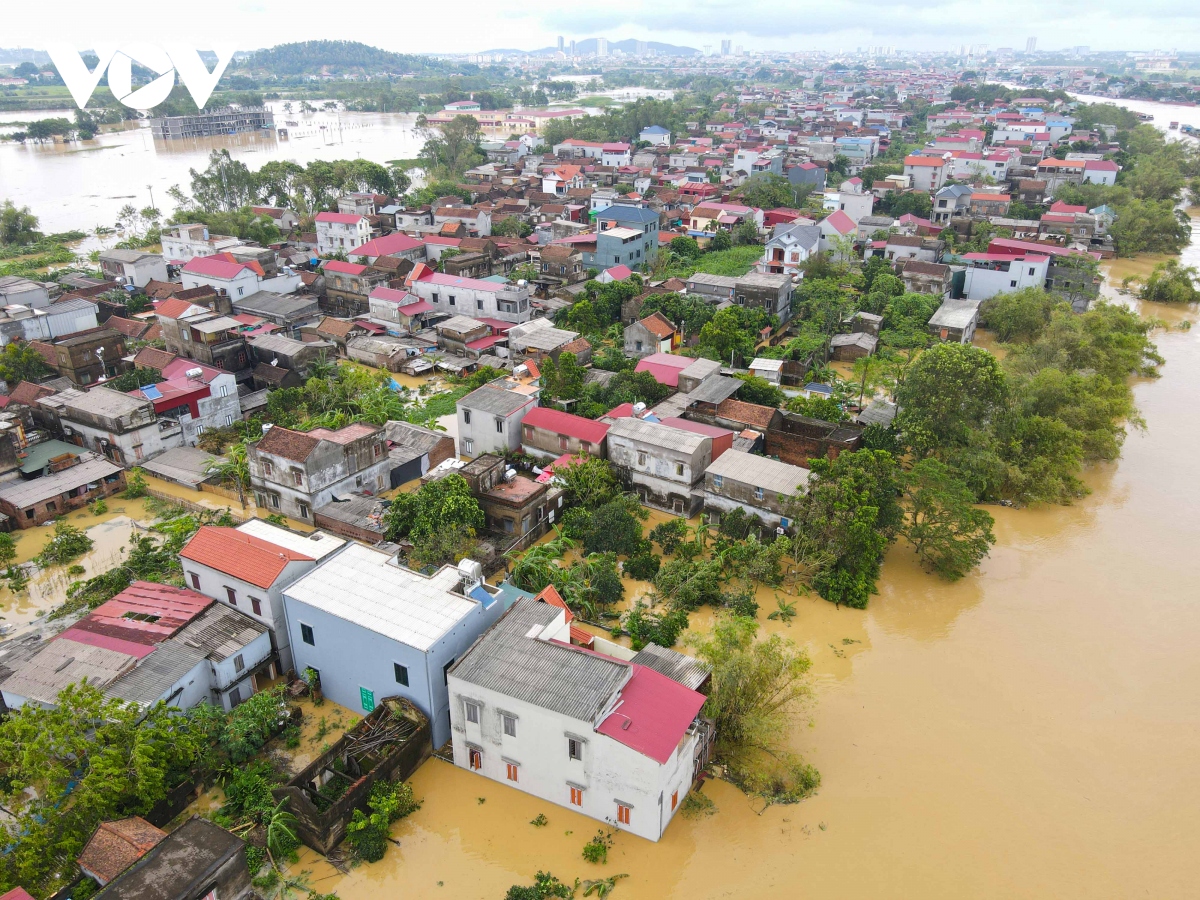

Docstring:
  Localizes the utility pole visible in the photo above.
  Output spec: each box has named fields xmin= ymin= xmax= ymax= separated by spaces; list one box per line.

xmin=147 ymin=184 xmax=155 ymax=213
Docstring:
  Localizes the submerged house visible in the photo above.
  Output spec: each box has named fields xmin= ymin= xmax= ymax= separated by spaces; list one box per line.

xmin=447 ymin=596 xmax=713 ymax=842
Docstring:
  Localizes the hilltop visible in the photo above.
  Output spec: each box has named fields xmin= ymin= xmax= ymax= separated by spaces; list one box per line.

xmin=232 ymin=40 xmax=453 ymax=76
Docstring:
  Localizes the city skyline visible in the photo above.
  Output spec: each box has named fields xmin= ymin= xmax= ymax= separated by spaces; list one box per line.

xmin=2 ymin=0 xmax=1198 ymax=57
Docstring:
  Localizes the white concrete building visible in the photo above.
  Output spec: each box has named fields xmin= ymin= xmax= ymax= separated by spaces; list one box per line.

xmin=406 ymin=267 xmax=532 ymax=324
xmin=448 ymin=595 xmax=711 ymax=842
xmin=98 ymin=249 xmax=168 ymax=288
xmin=315 ymin=212 xmax=371 ymax=256
xmin=179 ymin=521 xmax=346 ymax=674
xmin=160 ymin=224 xmax=243 ymax=263
xmin=41 ymin=387 xmax=182 ymax=465
xmin=181 ymin=256 xmax=303 ymax=300
xmin=961 ymin=253 xmax=1050 ymax=301
xmin=457 ymin=376 xmax=541 ymax=459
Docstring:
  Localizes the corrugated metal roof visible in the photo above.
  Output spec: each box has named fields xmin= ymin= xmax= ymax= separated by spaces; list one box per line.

xmin=450 ymin=598 xmax=631 ymax=722
xmin=460 ymin=383 xmax=535 ymax=416
xmin=705 ymin=449 xmax=809 ymax=495
xmin=0 ymin=453 xmax=122 ymax=508
xmin=630 ymin=643 xmax=712 ymax=691
xmin=171 ymin=603 xmax=267 ymax=662
xmin=283 ymin=544 xmax=478 ymax=652
xmin=104 ymin=639 xmax=208 ymax=705
xmin=607 ymin=417 xmax=709 ymax=453
xmin=1 ymin=639 xmax=136 ymax=705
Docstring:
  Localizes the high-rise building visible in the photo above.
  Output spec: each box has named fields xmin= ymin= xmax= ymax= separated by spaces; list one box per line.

xmin=596 ymin=37 xmax=609 ymax=57
xmin=569 ymin=40 xmax=576 ymax=57
xmin=736 ymin=44 xmax=744 ymax=56
xmin=635 ymin=40 xmax=648 ymax=56
xmin=721 ymin=39 xmax=732 ymax=56
xmin=557 ymin=36 xmax=564 ymax=52
xmin=1026 ymin=37 xmax=1037 ymax=53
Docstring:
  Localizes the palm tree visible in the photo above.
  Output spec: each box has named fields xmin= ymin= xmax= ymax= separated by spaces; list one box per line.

xmin=308 ymin=351 xmax=337 ymax=381
xmin=205 ymin=441 xmax=250 ymax=508
xmin=505 ymin=531 xmax=575 ymax=592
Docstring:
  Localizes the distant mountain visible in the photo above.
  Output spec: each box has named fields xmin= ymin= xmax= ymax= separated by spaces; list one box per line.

xmin=479 ymin=38 xmax=700 ymax=57
xmin=232 ymin=40 xmax=453 ymax=76
xmin=0 ymin=48 xmax=50 ymax=66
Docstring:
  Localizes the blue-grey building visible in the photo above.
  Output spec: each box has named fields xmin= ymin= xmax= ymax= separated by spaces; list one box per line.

xmin=282 ymin=544 xmax=516 ymax=745
xmin=587 ymin=203 xmax=660 ymax=270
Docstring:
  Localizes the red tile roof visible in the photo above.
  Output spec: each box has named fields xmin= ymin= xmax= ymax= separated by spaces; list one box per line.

xmin=255 ymin=426 xmax=322 ymax=462
xmin=77 ymin=817 xmax=167 ymax=885
xmin=351 ymin=233 xmax=423 ymax=258
xmin=522 ymin=407 xmax=611 ymax=444
xmin=7 ymin=381 xmax=56 ymax=406
xmin=822 ymin=209 xmax=857 ymax=235
xmin=597 ymin=663 xmax=706 ymax=763
xmin=154 ymin=297 xmax=202 ymax=320
xmin=180 ymin=526 xmax=313 ymax=589
xmin=638 ymin=311 xmax=676 ymax=339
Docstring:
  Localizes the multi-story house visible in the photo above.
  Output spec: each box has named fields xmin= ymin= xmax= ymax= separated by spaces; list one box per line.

xmin=702 ymin=449 xmax=809 ymax=532
xmin=181 ymin=255 xmax=303 ymax=300
xmin=315 ymin=212 xmax=371 ymax=256
xmin=456 ymin=375 xmax=541 ymax=459
xmin=367 ymin=287 xmax=435 ymax=335
xmin=40 ymin=386 xmax=181 ymax=465
xmin=249 ymin=422 xmax=391 ymax=524
xmin=447 ymin=595 xmax=711 ymax=842
xmin=98 ymin=249 xmax=168 ymax=288
xmin=319 ymin=259 xmax=388 ymax=319
xmin=283 ymin=546 xmax=512 ymax=746
xmin=902 ymin=155 xmax=949 ymax=192
xmin=35 ymin=327 xmax=131 ymax=386
xmin=131 ymin=359 xmax=241 ymax=447
xmin=405 ymin=264 xmax=532 ymax=324
xmin=180 ymin=520 xmax=346 ymax=675
xmin=155 ymin=300 xmax=250 ymax=372
xmin=960 ymin=253 xmax=1050 ymax=301
xmin=606 ymin=417 xmax=713 ymax=516
xmin=160 ymin=223 xmax=242 ymax=263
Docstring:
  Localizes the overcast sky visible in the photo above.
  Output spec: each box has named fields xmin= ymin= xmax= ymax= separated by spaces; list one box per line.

xmin=4 ymin=0 xmax=1196 ymax=55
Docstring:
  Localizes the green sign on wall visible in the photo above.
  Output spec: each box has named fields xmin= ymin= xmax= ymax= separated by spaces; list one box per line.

xmin=360 ymin=686 xmax=375 ymax=712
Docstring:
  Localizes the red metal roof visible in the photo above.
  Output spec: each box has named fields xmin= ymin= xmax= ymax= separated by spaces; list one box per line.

xmin=58 ymin=581 xmax=214 ymax=655
xmin=322 ymin=260 xmax=369 ymax=275
xmin=634 ymin=352 xmax=693 ymax=388
xmin=154 ymin=297 xmax=202 ymax=320
xmin=180 ymin=526 xmax=313 ymax=588
xmin=181 ymin=256 xmax=252 ymax=280
xmin=315 ymin=211 xmax=366 ymax=224
xmin=351 ymin=232 xmax=423 ymax=257
xmin=522 ymin=406 xmax=610 ymax=444
xmin=597 ymin=663 xmax=706 ymax=764
xmin=605 ymin=402 xmax=635 ymax=419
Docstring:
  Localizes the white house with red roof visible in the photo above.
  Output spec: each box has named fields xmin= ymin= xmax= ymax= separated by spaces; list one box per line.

xmin=447 ymin=593 xmax=712 ymax=841
xmin=160 ymin=223 xmax=242 ymax=264
xmin=519 ymin=406 xmax=610 ymax=461
xmin=180 ymin=254 xmax=302 ymax=300
xmin=347 ymin=232 xmax=426 ymax=265
xmin=1082 ymin=158 xmax=1119 ymax=186
xmin=405 ymin=263 xmax=532 ymax=323
xmin=903 ymin=154 xmax=950 ymax=192
xmin=315 ymin=211 xmax=371 ymax=256
xmin=179 ymin=521 xmax=346 ymax=674
xmin=818 ymin=209 xmax=858 ymax=255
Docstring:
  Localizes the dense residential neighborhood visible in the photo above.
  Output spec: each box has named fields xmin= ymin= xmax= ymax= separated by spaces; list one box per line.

xmin=0 ymin=28 xmax=1195 ymax=900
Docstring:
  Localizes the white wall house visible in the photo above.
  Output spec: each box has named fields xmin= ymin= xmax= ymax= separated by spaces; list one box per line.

xmin=961 ymin=253 xmax=1050 ymax=301
xmin=160 ymin=224 xmax=242 ymax=263
xmin=98 ymin=249 xmax=168 ymax=287
xmin=179 ymin=522 xmax=346 ymax=674
xmin=283 ymin=545 xmax=512 ymax=747
xmin=315 ymin=212 xmax=371 ymax=256
xmin=448 ymin=596 xmax=711 ymax=842
xmin=406 ymin=268 xmax=532 ymax=324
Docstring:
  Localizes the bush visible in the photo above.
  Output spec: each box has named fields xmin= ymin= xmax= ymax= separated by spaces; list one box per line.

xmin=623 ymin=553 xmax=660 ymax=581
xmin=122 ymin=468 xmax=148 ymax=498
xmin=89 ymin=498 xmax=108 ymax=516
xmin=649 ymin=518 xmax=688 ymax=555
xmin=35 ymin=521 xmax=94 ymax=567
xmin=581 ymin=830 xmax=612 ymax=864
xmin=622 ymin=601 xmax=689 ymax=650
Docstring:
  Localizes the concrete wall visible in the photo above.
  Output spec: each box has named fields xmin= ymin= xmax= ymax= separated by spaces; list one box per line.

xmin=283 ymin=592 xmax=507 ymax=747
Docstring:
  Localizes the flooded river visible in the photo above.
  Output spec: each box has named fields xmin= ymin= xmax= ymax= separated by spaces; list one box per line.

xmin=0 ymin=104 xmax=428 ymax=234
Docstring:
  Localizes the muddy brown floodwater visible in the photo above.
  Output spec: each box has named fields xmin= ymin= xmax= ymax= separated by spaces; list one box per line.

xmin=287 ymin=228 xmax=1199 ymax=898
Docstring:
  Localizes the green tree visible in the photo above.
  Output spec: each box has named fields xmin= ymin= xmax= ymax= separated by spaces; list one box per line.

xmin=901 ymin=458 xmax=996 ymax=580
xmin=709 ymin=229 xmax=732 ymax=251
xmin=205 ymin=440 xmax=251 ymax=508
xmin=1139 ymin=260 xmax=1200 ymax=304
xmin=735 ymin=374 xmax=784 ymax=408
xmin=697 ymin=307 xmax=757 ymax=364
xmin=383 ymin=474 xmax=484 ymax=550
xmin=785 ymin=395 xmax=847 ymax=422
xmin=492 ymin=216 xmax=532 ymax=238
xmin=687 ymin=616 xmax=819 ymax=800
xmin=979 ymin=287 xmax=1064 ymax=342
xmin=668 ymin=235 xmax=702 ymax=259
xmin=188 ymin=150 xmax=258 ymax=212
xmin=554 ymin=456 xmax=621 ymax=508
xmin=0 ymin=200 xmax=40 ymax=245
xmin=896 ymin=343 xmax=1008 ymax=456
xmin=416 ymin=114 xmax=485 ymax=178
xmin=0 ymin=341 xmax=53 ymax=385
xmin=787 ymin=449 xmax=902 ymax=609
xmin=505 ymin=871 xmax=575 ymax=900
xmin=736 ymin=173 xmax=799 ymax=209
xmin=561 ymin=495 xmax=647 ymax=557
